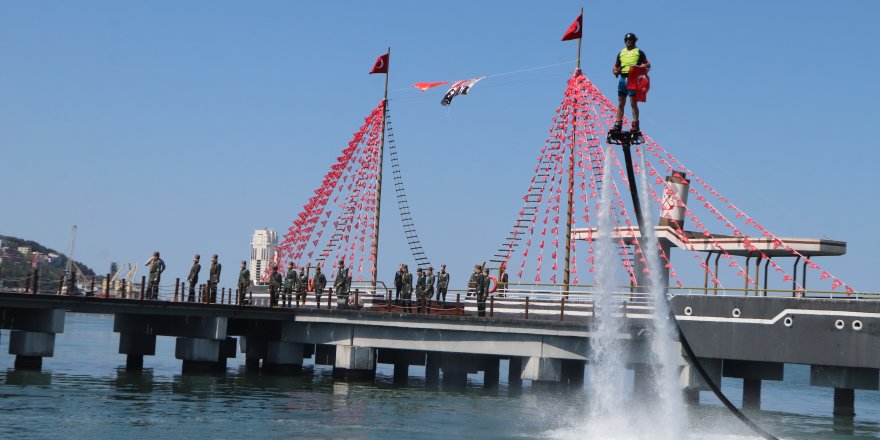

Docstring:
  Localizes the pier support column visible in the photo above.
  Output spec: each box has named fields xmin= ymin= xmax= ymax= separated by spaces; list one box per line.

xmin=239 ymin=337 xmax=267 ymax=372
xmin=378 ymin=348 xmax=425 ymax=386
xmin=425 ymin=352 xmax=440 ymax=386
xmin=632 ymin=364 xmax=656 ymax=400
xmin=9 ymin=331 xmax=55 ymax=371
xmin=723 ymin=360 xmax=784 ymax=411
xmin=333 ymin=346 xmax=376 ymax=381
xmin=393 ymin=363 xmax=409 ymax=385
xmin=118 ymin=333 xmax=156 ymax=371
xmin=263 ymin=341 xmax=303 ymax=375
xmin=508 ymin=357 xmax=523 ymax=392
xmin=483 ymin=358 xmax=500 ymax=389
xmin=175 ymin=337 xmax=223 ymax=373
xmin=522 ymin=356 xmax=561 ymax=384
xmin=438 ymin=353 xmax=479 ymax=390
xmin=561 ymin=359 xmax=585 ymax=386
xmin=811 ymin=365 xmax=879 ymax=418
xmin=680 ymin=357 xmax=722 ymax=405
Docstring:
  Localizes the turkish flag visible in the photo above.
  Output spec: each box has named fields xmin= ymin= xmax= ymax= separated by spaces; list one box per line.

xmin=561 ymin=13 xmax=582 ymax=41
xmin=627 ymin=65 xmax=650 ymax=102
xmin=370 ymin=53 xmax=389 ymax=74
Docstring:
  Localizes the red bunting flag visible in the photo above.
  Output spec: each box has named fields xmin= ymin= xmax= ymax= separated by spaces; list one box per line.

xmin=414 ymin=81 xmax=449 ymax=91
xmin=561 ymin=13 xmax=583 ymax=41
xmin=370 ymin=52 xmax=389 ymax=74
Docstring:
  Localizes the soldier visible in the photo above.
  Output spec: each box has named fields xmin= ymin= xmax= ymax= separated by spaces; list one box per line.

xmin=498 ymin=262 xmax=509 ymax=297
xmin=393 ymin=263 xmax=404 ymax=303
xmin=296 ymin=267 xmax=310 ymax=307
xmin=268 ymin=265 xmax=282 ymax=307
xmin=186 ymin=254 xmax=200 ymax=302
xmin=481 ymin=268 xmax=492 ymax=317
xmin=313 ymin=266 xmax=327 ymax=308
xmin=334 ymin=260 xmax=351 ymax=308
xmin=208 ymin=254 xmax=221 ymax=304
xmin=144 ymin=251 xmax=165 ymax=300
xmin=400 ymin=264 xmax=413 ymax=309
xmin=415 ymin=268 xmax=426 ymax=313
xmin=424 ymin=267 xmax=436 ymax=313
xmin=237 ymin=260 xmax=250 ymax=305
xmin=436 ymin=264 xmax=450 ymax=303
xmin=468 ymin=265 xmax=485 ymax=317
xmin=282 ymin=262 xmax=298 ymax=307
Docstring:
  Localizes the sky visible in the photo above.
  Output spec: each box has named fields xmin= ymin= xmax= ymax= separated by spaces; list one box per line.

xmin=2 ymin=1 xmax=878 ymax=291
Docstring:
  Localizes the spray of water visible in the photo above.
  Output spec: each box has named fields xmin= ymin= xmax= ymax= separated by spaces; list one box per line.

xmin=637 ymin=148 xmax=687 ymax=439
xmin=586 ymin=147 xmax=627 ymax=427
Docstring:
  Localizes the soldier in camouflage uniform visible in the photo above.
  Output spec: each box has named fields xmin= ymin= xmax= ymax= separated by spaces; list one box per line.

xmin=313 ymin=266 xmax=327 ymax=308
xmin=144 ymin=251 xmax=165 ymax=300
xmin=424 ymin=267 xmax=436 ymax=313
xmin=296 ymin=267 xmax=309 ymax=307
xmin=334 ymin=260 xmax=351 ymax=308
xmin=468 ymin=265 xmax=486 ymax=317
xmin=399 ymin=264 xmax=413 ymax=309
xmin=267 ymin=265 xmax=282 ymax=307
xmin=187 ymin=254 xmax=200 ymax=302
xmin=237 ymin=260 xmax=250 ymax=305
xmin=415 ymin=268 xmax=426 ymax=313
xmin=436 ymin=264 xmax=450 ymax=303
xmin=208 ymin=254 xmax=221 ymax=304
xmin=282 ymin=262 xmax=298 ymax=307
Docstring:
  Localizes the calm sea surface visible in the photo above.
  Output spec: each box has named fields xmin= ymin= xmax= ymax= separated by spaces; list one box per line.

xmin=0 ymin=313 xmax=877 ymax=439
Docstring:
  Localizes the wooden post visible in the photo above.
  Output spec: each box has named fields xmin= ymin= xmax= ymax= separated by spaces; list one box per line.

xmin=140 ymin=275 xmax=146 ymax=300
xmin=121 ymin=279 xmax=126 ymax=299
xmin=489 ymin=295 xmax=494 ymax=318
xmin=525 ymin=297 xmax=530 ymax=320
xmin=174 ymin=278 xmax=180 ymax=302
xmin=90 ymin=277 xmax=95 ymax=296
xmin=328 ymin=288 xmax=332 ymax=309
xmin=560 ymin=296 xmax=566 ymax=321
xmin=105 ymin=274 xmax=111 ymax=298
xmin=354 ymin=289 xmax=359 ymax=311
xmin=456 ymin=293 xmax=461 ymax=315
xmin=25 ymin=273 xmax=31 ymax=293
xmin=221 ymin=287 xmax=226 ymax=304
xmin=58 ymin=277 xmax=64 ymax=295
xmin=32 ymin=268 xmax=39 ymax=294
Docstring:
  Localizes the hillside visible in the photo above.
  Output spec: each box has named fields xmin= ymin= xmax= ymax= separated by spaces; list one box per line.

xmin=0 ymin=235 xmax=97 ymax=289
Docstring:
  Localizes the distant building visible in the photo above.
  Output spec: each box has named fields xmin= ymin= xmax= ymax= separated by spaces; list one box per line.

xmin=17 ymin=246 xmax=31 ymax=255
xmin=250 ymin=229 xmax=277 ymax=284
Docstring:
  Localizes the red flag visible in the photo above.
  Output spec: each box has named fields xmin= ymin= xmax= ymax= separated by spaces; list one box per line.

xmin=413 ymin=81 xmax=448 ymax=91
xmin=561 ymin=13 xmax=583 ymax=41
xmin=369 ymin=53 xmax=389 ymax=74
xmin=627 ymin=65 xmax=650 ymax=102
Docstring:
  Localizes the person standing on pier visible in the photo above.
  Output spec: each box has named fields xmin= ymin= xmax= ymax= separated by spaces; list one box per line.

xmin=481 ymin=268 xmax=492 ymax=317
xmin=268 ymin=264 xmax=282 ymax=307
xmin=394 ymin=263 xmax=404 ymax=304
xmin=469 ymin=265 xmax=485 ymax=316
xmin=313 ymin=266 xmax=327 ymax=308
xmin=237 ymin=260 xmax=250 ymax=305
xmin=497 ymin=263 xmax=509 ymax=297
xmin=187 ymin=254 xmax=200 ymax=302
xmin=144 ymin=251 xmax=165 ymax=300
xmin=283 ymin=262 xmax=298 ymax=307
xmin=436 ymin=264 xmax=450 ymax=303
xmin=424 ymin=267 xmax=436 ymax=312
xmin=415 ymin=268 xmax=426 ymax=313
xmin=610 ymin=32 xmax=651 ymax=135
xmin=334 ymin=260 xmax=351 ymax=308
xmin=208 ymin=254 xmax=221 ymax=304
xmin=296 ymin=267 xmax=309 ymax=307
xmin=400 ymin=264 xmax=413 ymax=309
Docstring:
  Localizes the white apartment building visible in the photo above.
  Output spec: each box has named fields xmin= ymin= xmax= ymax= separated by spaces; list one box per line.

xmin=250 ymin=229 xmax=277 ymax=284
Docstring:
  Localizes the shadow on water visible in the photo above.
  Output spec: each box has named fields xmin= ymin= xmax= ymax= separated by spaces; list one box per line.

xmin=4 ymin=368 xmax=52 ymax=386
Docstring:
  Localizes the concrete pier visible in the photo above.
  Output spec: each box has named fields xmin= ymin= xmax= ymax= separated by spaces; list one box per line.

xmin=9 ymin=331 xmax=55 ymax=370
xmin=723 ymin=360 xmax=784 ymax=411
xmin=264 ymin=341 xmax=303 ymax=374
xmin=118 ymin=333 xmax=156 ymax=371
xmin=333 ymin=345 xmax=376 ymax=380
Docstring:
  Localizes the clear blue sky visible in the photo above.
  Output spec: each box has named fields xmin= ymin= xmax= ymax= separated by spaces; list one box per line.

xmin=2 ymin=1 xmax=878 ymax=291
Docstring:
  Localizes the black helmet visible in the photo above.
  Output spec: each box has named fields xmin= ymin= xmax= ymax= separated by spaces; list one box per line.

xmin=624 ymin=33 xmax=638 ymax=42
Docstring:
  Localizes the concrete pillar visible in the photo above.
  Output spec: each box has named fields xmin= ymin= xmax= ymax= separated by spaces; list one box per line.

xmin=680 ymin=357 xmax=722 ymax=398
xmin=833 ymin=388 xmax=855 ymax=417
xmin=239 ymin=336 xmax=267 ymax=372
xmin=521 ymin=356 xmax=561 ymax=383
xmin=441 ymin=371 xmax=467 ymax=388
xmin=742 ymin=378 xmax=762 ymax=411
xmin=425 ymin=352 xmax=440 ymax=386
xmin=175 ymin=337 xmax=222 ymax=373
xmin=483 ymin=358 xmax=500 ymax=389
xmin=723 ymin=360 xmax=783 ymax=412
xmin=9 ymin=331 xmax=55 ymax=371
xmin=811 ymin=365 xmax=879 ymax=419
xmin=264 ymin=341 xmax=303 ymax=374
xmin=632 ymin=364 xmax=656 ymax=400
xmin=393 ymin=363 xmax=409 ymax=385
xmin=683 ymin=388 xmax=700 ymax=404
xmin=118 ymin=333 xmax=156 ymax=371
xmin=508 ymin=357 xmax=523 ymax=392
xmin=333 ymin=346 xmax=376 ymax=381
xmin=561 ymin=359 xmax=585 ymax=386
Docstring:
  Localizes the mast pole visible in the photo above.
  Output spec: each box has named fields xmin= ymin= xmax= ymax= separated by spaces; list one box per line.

xmin=372 ymin=47 xmax=390 ymax=293
xmin=564 ymin=9 xmax=582 ymax=296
